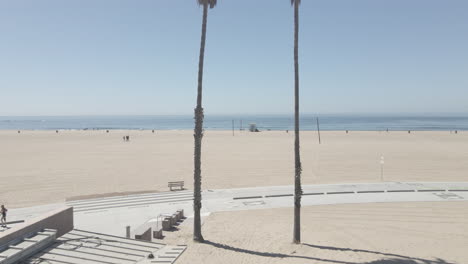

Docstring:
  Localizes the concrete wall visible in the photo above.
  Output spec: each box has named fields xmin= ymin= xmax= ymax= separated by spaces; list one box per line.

xmin=133 ymin=220 xmax=154 ymax=242
xmin=134 ymin=227 xmax=152 ymax=242
xmin=0 ymin=206 xmax=73 ymax=245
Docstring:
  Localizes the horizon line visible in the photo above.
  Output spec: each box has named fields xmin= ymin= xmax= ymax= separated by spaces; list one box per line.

xmin=1 ymin=112 xmax=468 ymax=118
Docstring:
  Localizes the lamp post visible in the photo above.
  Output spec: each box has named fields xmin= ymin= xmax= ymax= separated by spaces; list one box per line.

xmin=380 ymin=155 xmax=385 ymax=182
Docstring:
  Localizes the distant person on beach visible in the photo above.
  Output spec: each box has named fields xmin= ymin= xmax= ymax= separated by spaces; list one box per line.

xmin=126 ymin=135 xmax=130 ymax=141
xmin=123 ymin=136 xmax=126 ymax=142
xmin=1 ymin=205 xmax=7 ymax=227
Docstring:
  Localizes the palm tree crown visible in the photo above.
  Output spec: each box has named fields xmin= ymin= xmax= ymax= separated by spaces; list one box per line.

xmin=198 ymin=0 xmax=217 ymax=8
xmin=290 ymin=0 xmax=301 ymax=6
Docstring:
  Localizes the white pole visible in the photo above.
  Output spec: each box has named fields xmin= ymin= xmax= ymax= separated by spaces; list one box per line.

xmin=381 ymin=164 xmax=383 ymax=181
xmin=126 ymin=226 xmax=131 ymax=238
xmin=380 ymin=155 xmax=385 ymax=182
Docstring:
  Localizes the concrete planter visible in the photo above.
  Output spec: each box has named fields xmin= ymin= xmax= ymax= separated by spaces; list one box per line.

xmin=162 ymin=218 xmax=172 ymax=231
xmin=153 ymin=227 xmax=163 ymax=239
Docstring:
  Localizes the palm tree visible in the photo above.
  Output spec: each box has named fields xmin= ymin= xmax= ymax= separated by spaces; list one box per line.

xmin=193 ymin=0 xmax=217 ymax=243
xmin=291 ymin=0 xmax=303 ymax=244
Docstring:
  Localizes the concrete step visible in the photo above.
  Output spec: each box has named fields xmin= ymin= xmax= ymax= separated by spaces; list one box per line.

xmin=0 ymin=229 xmax=57 ymax=264
xmin=67 ymin=190 xmax=192 ymax=206
xmin=67 ymin=191 xmax=193 ymax=213
xmin=149 ymin=245 xmax=187 ymax=264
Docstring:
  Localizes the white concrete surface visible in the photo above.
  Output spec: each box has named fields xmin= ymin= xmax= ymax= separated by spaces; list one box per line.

xmin=7 ymin=182 xmax=468 ymax=237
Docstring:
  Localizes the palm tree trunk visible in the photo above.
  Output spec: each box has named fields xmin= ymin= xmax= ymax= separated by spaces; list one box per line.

xmin=193 ymin=2 xmax=208 ymax=243
xmin=293 ymin=0 xmax=302 ymax=244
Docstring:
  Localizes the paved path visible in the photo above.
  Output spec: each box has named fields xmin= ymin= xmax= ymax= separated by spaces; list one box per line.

xmin=7 ymin=182 xmax=468 ymax=237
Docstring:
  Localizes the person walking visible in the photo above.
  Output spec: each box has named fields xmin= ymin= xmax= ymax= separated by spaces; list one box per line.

xmin=1 ymin=205 xmax=7 ymax=227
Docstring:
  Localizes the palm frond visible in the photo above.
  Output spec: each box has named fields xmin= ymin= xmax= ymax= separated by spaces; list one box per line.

xmin=198 ymin=0 xmax=217 ymax=9
xmin=290 ymin=0 xmax=301 ymax=6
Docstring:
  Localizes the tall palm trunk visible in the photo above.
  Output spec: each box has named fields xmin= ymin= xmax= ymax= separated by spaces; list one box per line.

xmin=292 ymin=0 xmax=302 ymax=244
xmin=193 ymin=2 xmax=208 ymax=243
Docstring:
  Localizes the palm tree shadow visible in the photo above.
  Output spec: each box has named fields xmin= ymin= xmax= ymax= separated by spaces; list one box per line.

xmin=204 ymin=240 xmax=355 ymax=264
xmin=364 ymin=258 xmax=455 ymax=264
xmin=302 ymin=244 xmax=457 ymax=264
xmin=203 ymin=240 xmax=456 ymax=264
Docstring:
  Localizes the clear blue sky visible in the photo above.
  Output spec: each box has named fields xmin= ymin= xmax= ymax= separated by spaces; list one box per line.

xmin=1 ymin=0 xmax=467 ymax=116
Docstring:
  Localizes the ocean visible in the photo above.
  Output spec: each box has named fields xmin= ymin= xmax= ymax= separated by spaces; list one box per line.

xmin=0 ymin=115 xmax=467 ymax=131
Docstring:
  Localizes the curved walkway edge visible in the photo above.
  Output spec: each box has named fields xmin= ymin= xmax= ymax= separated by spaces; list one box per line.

xmin=7 ymin=181 xmax=468 ymax=237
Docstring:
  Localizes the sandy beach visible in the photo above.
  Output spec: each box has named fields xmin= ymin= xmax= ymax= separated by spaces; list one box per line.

xmin=164 ymin=202 xmax=468 ymax=264
xmin=1 ymin=130 xmax=467 ymax=208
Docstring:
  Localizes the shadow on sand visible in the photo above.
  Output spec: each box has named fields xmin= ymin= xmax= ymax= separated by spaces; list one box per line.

xmin=203 ymin=240 xmax=456 ymax=264
xmin=364 ymin=259 xmax=455 ymax=264
xmin=302 ymin=244 xmax=456 ymax=264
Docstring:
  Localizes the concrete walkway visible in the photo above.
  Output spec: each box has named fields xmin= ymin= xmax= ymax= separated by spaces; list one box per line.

xmin=7 ymin=182 xmax=468 ymax=237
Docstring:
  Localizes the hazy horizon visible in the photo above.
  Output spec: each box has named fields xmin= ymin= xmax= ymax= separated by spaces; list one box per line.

xmin=2 ymin=114 xmax=468 ymax=131
xmin=1 ymin=112 xmax=468 ymax=118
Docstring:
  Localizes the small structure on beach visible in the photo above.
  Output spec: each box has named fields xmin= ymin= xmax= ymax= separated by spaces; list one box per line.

xmin=249 ymin=123 xmax=259 ymax=132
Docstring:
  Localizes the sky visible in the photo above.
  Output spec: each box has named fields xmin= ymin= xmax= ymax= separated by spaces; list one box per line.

xmin=0 ymin=0 xmax=467 ymax=116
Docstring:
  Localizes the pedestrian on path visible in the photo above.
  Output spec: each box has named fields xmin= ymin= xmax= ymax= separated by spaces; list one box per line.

xmin=1 ymin=205 xmax=7 ymax=227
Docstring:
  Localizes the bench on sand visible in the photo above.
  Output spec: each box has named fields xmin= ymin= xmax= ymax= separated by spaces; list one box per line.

xmin=168 ymin=181 xmax=184 ymax=191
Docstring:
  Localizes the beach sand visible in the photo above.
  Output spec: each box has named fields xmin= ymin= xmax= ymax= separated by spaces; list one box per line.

xmin=1 ymin=130 xmax=467 ymax=208
xmin=164 ymin=202 xmax=468 ymax=264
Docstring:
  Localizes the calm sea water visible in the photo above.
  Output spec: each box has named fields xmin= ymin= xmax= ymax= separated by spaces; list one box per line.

xmin=0 ymin=115 xmax=467 ymax=131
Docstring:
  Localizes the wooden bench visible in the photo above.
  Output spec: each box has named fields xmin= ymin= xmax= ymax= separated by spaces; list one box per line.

xmin=168 ymin=181 xmax=184 ymax=191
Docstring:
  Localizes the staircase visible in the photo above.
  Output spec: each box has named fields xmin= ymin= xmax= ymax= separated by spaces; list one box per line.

xmin=0 ymin=229 xmax=56 ymax=264
xmin=148 ymin=245 xmax=187 ymax=264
